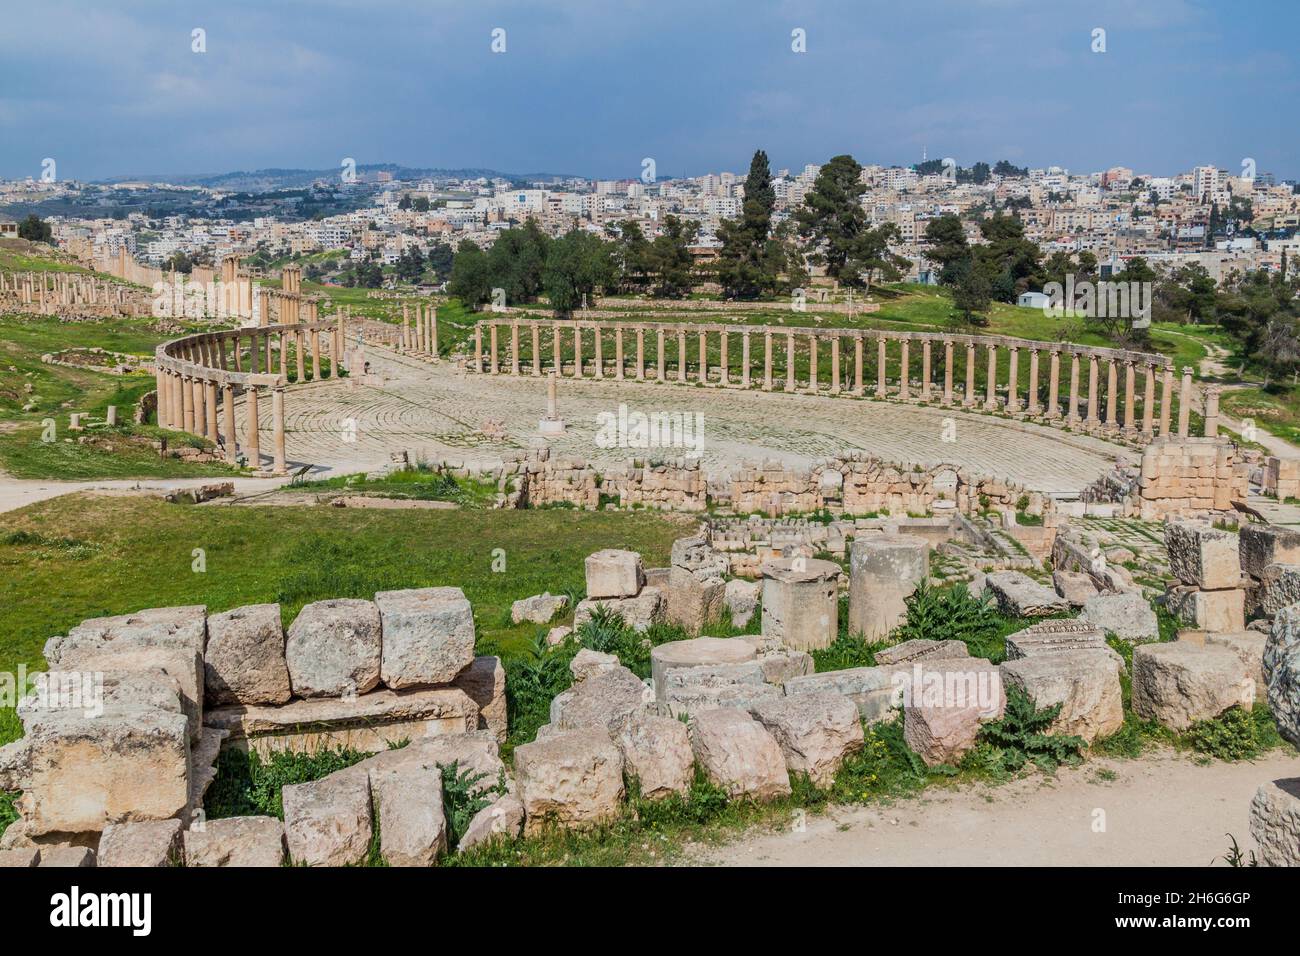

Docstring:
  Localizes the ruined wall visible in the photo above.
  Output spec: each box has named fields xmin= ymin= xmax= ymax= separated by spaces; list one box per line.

xmin=1138 ymin=437 xmax=1247 ymax=520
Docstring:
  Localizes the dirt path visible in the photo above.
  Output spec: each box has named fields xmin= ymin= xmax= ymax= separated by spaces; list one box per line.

xmin=692 ymin=749 xmax=1300 ymax=866
xmin=0 ymin=475 xmax=291 ymax=515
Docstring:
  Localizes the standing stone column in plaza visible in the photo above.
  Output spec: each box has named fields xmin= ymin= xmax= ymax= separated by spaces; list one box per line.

xmin=741 ymin=331 xmax=751 ymax=388
xmin=1042 ymin=350 xmax=1055 ymax=417
xmin=636 ymin=327 xmax=645 ymax=380
xmin=763 ymin=331 xmax=774 ymax=390
xmin=489 ymin=324 xmax=500 ymax=375
xmin=205 ymin=380 xmax=219 ymax=441
xmin=1142 ymin=363 xmax=1156 ymax=436
xmin=696 ymin=330 xmax=707 ymax=384
xmin=1160 ymin=364 xmax=1174 ymax=435
xmin=539 ymin=372 xmax=566 ymax=436
xmin=222 ymin=383 xmax=237 ymax=464
xmin=575 ymin=326 xmax=584 ymax=377
xmin=532 ymin=324 xmax=542 ymax=376
xmin=614 ymin=326 xmax=624 ymax=379
xmin=943 ymin=340 xmax=954 ymax=405
xmin=760 ymin=557 xmax=841 ymax=651
xmin=984 ymin=344 xmax=998 ymax=410
xmin=785 ymin=332 xmax=796 ymax=391
xmin=678 ymin=330 xmax=688 ymax=383
xmin=473 ymin=326 xmax=483 ymax=373
xmin=898 ymin=340 xmax=910 ymax=400
xmin=1007 ymin=346 xmax=1021 ymax=413
xmin=1105 ymin=359 xmax=1118 ymax=427
xmin=1085 ymin=355 xmax=1099 ymax=425
xmin=719 ymin=330 xmax=729 ymax=386
xmin=877 ymin=338 xmax=888 ymax=398
xmin=808 ymin=334 xmax=818 ymax=392
xmin=552 ymin=322 xmax=563 ymax=375
xmin=311 ymin=328 xmax=321 ymax=381
xmin=830 ymin=337 xmax=840 ymax=393
xmin=854 ymin=336 xmax=865 ymax=394
xmin=964 ymin=343 xmax=977 ymax=406
xmin=155 ymin=369 xmax=170 ymax=428
xmin=511 ymin=323 xmax=521 ymax=376
xmin=1067 ymin=353 xmax=1081 ymax=423
xmin=1123 ymin=361 xmax=1137 ymax=432
xmin=245 ymin=385 xmax=261 ymax=470
xmin=1204 ymin=383 xmax=1221 ymax=438
xmin=921 ymin=339 xmax=932 ymax=401
xmin=191 ymin=377 xmax=205 ymax=437
xmin=1178 ymin=366 xmax=1194 ymax=437
xmin=272 ymin=387 xmax=287 ymax=475
xmin=848 ymin=535 xmax=930 ymax=641
xmin=656 ymin=328 xmax=666 ymax=381
xmin=402 ymin=303 xmax=410 ymax=352
xmin=431 ymin=307 xmax=439 ymax=358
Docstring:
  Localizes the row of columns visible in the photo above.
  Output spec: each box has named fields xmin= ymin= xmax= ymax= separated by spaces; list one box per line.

xmin=0 ymin=270 xmax=130 ymax=311
xmin=400 ymin=302 xmax=439 ymax=357
xmin=472 ymin=322 xmax=1204 ymax=439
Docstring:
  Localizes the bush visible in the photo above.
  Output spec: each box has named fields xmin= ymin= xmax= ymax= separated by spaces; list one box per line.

xmin=440 ymin=760 xmax=507 ymax=848
xmin=205 ymin=746 xmax=371 ymax=819
xmin=977 ymin=686 xmax=1085 ymax=773
xmin=1184 ymin=705 xmax=1282 ymax=761
xmin=892 ymin=581 xmax=1009 ymax=660
xmin=811 ymin=632 xmax=879 ymax=671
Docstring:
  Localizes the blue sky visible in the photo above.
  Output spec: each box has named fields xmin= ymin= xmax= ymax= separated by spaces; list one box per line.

xmin=1 ymin=0 xmax=1296 ymax=182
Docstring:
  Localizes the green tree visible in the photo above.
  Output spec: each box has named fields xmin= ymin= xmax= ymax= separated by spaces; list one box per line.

xmin=646 ymin=216 xmax=697 ymax=298
xmin=447 ymin=241 xmax=493 ymax=308
xmin=796 ymin=155 xmax=907 ymax=288
xmin=543 ymin=229 xmax=615 ymax=318
xmin=952 ymin=265 xmax=992 ymax=326
xmin=17 ymin=214 xmax=52 ymax=243
xmin=484 ymin=220 xmax=550 ymax=305
xmin=717 ymin=149 xmax=777 ymax=299
xmin=923 ymin=214 xmax=969 ymax=285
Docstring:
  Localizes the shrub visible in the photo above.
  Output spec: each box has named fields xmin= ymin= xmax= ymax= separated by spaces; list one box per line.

xmin=891 ymin=581 xmax=1009 ymax=660
xmin=440 ymin=760 xmax=507 ymax=848
xmin=811 ymin=632 xmax=878 ymax=672
xmin=977 ymin=686 xmax=1085 ymax=773
xmin=1184 ymin=705 xmax=1281 ymax=761
xmin=204 ymin=746 xmax=371 ymax=819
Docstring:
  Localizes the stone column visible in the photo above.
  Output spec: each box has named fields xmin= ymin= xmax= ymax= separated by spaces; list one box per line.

xmin=1086 ymin=355 xmax=1099 ymax=424
xmin=473 ymin=326 xmax=483 ymax=372
xmin=854 ymin=337 xmax=864 ymax=394
xmin=636 ymin=328 xmax=646 ymax=380
xmin=741 ymin=331 xmax=751 ymax=388
xmin=877 ymin=338 xmax=887 ymax=398
xmin=678 ymin=330 xmax=687 ymax=383
xmin=943 ymin=340 xmax=954 ymax=405
xmin=552 ymin=323 xmax=563 ymax=375
xmin=921 ymin=340 xmax=932 ymax=401
xmin=964 ymin=343 xmax=976 ymax=406
xmin=1123 ymin=361 xmax=1136 ymax=432
xmin=1105 ymin=360 xmax=1118 ymax=427
xmin=511 ymin=323 xmax=521 ymax=376
xmin=1142 ymin=364 xmax=1156 ymax=436
xmin=808 ymin=335 xmax=818 ymax=392
xmin=532 ymin=324 xmax=542 ymax=376
xmin=760 ymin=558 xmax=841 ymax=651
xmin=488 ymin=324 xmax=499 ymax=374
xmin=1204 ymin=384 xmax=1221 ymax=437
xmin=763 ymin=332 xmax=774 ymax=390
xmin=899 ymin=340 xmax=910 ymax=400
xmin=1160 ymin=365 xmax=1174 ymax=435
xmin=785 ymin=332 xmax=795 ymax=391
xmin=205 ymin=380 xmax=219 ymax=441
xmin=984 ymin=344 xmax=998 ymax=410
xmin=272 ymin=387 xmax=287 ymax=475
xmin=575 ymin=326 xmax=584 ymax=378
xmin=849 ymin=535 xmax=929 ymax=641
xmin=830 ymin=337 xmax=840 ymax=393
xmin=656 ymin=328 xmax=666 ymax=381
xmin=402 ymin=303 xmax=410 ymax=352
xmin=1007 ymin=347 xmax=1020 ymax=413
xmin=615 ymin=327 xmax=625 ymax=380
xmin=1026 ymin=349 xmax=1040 ymax=415
xmin=155 ymin=369 xmax=170 ymax=428
xmin=192 ymin=377 xmax=206 ymax=437
xmin=246 ymin=385 xmax=261 ymax=470
xmin=719 ymin=331 xmax=729 ymax=386
xmin=181 ymin=374 xmax=195 ymax=433
xmin=697 ymin=330 xmax=707 ymax=384
xmin=1067 ymin=353 xmax=1081 ymax=423
xmin=222 ymin=383 xmax=237 ymax=464
xmin=1178 ymin=366 xmax=1194 ymax=437
xmin=311 ymin=329 xmax=321 ymax=381
xmin=431 ymin=308 xmax=439 ymax=357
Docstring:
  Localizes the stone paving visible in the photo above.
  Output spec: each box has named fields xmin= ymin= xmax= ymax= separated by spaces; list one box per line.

xmin=247 ymin=347 xmax=1139 ymax=494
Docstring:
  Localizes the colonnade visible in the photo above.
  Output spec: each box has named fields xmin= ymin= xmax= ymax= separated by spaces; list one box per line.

xmin=470 ymin=319 xmax=1206 ymax=439
xmin=0 ymin=270 xmax=133 ymax=312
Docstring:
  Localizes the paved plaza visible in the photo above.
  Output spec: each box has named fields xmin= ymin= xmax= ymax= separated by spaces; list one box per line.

xmin=251 ymin=347 xmax=1139 ymax=494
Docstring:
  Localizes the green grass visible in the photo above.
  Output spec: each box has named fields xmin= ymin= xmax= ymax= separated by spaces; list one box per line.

xmin=286 ymin=465 xmax=498 ymax=506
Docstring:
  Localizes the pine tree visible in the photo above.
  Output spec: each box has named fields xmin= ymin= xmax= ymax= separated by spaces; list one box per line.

xmin=717 ymin=149 xmax=776 ymax=299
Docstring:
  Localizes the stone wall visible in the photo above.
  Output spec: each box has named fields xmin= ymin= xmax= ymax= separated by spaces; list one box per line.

xmin=1137 ymin=437 xmax=1248 ymax=520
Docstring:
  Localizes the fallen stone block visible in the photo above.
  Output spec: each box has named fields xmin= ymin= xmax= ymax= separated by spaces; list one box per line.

xmin=666 ymin=566 xmax=727 ymax=633
xmin=999 ymin=651 xmax=1123 ymax=743
xmin=848 ymin=534 xmax=929 ymax=641
xmin=725 ymin=579 xmax=760 ymax=629
xmin=756 ymin=648 xmax=815 ymax=685
xmin=689 ymin=708 xmax=791 ymax=801
xmin=514 ymin=728 xmax=625 ymax=834
xmin=283 ymin=770 xmax=373 ymax=867
xmin=358 ymin=730 xmax=505 ymax=798
xmin=1165 ymin=584 xmax=1246 ymax=633
xmin=651 ymin=637 xmax=756 ymax=701
xmin=1052 ymin=570 xmax=1100 ymax=607
xmin=616 ymin=713 xmax=694 ymax=799
xmin=572 ymin=587 xmax=664 ymax=633
xmin=1131 ymin=642 xmax=1254 ymax=731
xmin=1257 ymin=564 xmax=1300 ymax=616
xmin=1248 ymin=778 xmax=1300 ymax=867
xmin=285 ymin=598 xmax=382 ymax=698
xmin=1204 ymin=631 xmax=1268 ymax=696
xmin=1239 ymin=524 xmax=1300 ymax=579
xmin=458 ymin=794 xmax=524 ymax=852
xmin=570 ymin=648 xmax=620 ymax=683
xmin=983 ymin=571 xmax=1069 ymax=617
xmin=903 ymin=699 xmax=999 ymax=767
xmin=1165 ymin=519 xmax=1242 ymax=589
xmin=585 ymin=549 xmax=645 ymax=599
xmin=750 ymin=691 xmax=863 ymax=787
xmin=784 ymin=667 xmax=897 ymax=723
xmin=205 ymin=686 xmax=479 ymax=757
xmin=549 ymin=665 xmax=651 ymax=734
xmin=376 ymin=587 xmax=476 ymax=689
xmin=0 ymin=848 xmax=39 ymax=867
xmin=204 ymin=602 xmax=291 ymax=706
xmin=183 ymin=816 xmax=285 ymax=867
xmin=97 ymin=819 xmax=183 ymax=867
xmin=1265 ymin=604 xmax=1300 ymax=748
xmin=1079 ymin=591 xmax=1159 ymax=643
xmin=511 ymin=592 xmax=569 ymax=625
xmin=451 ymin=655 xmax=507 ymax=743
xmin=662 ymin=665 xmax=783 ymax=718
xmin=37 ymin=845 xmax=94 ymax=868
xmin=874 ymin=639 xmax=970 ymax=667
xmin=369 ymin=764 xmax=446 ymax=867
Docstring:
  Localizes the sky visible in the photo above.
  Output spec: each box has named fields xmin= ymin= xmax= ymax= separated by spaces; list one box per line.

xmin=1 ymin=0 xmax=1296 ymax=183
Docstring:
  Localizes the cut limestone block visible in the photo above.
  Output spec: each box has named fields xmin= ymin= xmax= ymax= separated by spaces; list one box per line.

xmin=750 ymin=691 xmax=864 ymax=787
xmin=205 ymin=686 xmax=478 ymax=757
xmin=784 ymin=666 xmax=897 ymax=723
xmin=665 ymin=565 xmax=727 ymax=633
xmin=282 ymin=769 xmax=373 ymax=867
xmin=756 ymin=649 xmax=815 ymax=685
xmin=725 ymin=579 xmax=760 ymax=629
xmin=514 ymin=728 xmax=625 ymax=834
xmin=650 ymin=637 xmax=756 ymax=701
xmin=0 ymin=848 xmax=39 ymax=867
xmin=356 ymin=730 xmax=505 ymax=798
xmin=37 ymin=846 xmax=94 ymax=868
xmin=510 ymin=592 xmax=568 ymax=625
xmin=1052 ymin=570 xmax=1100 ymax=607
xmin=848 ymin=534 xmax=929 ymax=641
xmin=688 ymin=708 xmax=791 ymax=801
xmin=1165 ymin=584 xmax=1246 ymax=633
xmin=999 ymin=651 xmax=1123 ymax=743
xmin=1248 ymin=778 xmax=1300 ymax=866
xmin=183 ymin=816 xmax=284 ymax=867
xmin=1239 ymin=524 xmax=1300 ymax=580
xmin=204 ymin=602 xmax=291 ymax=706
xmin=376 ymin=587 xmax=476 ymax=689
xmin=97 ymin=819 xmax=183 ymax=867
xmin=903 ymin=695 xmax=1004 ymax=768
xmin=1165 ymin=519 xmax=1242 ymax=589
xmin=1257 ymin=564 xmax=1300 ymax=617
xmin=1265 ymin=604 xmax=1300 ymax=748
xmin=983 ymin=571 xmax=1068 ymax=617
xmin=874 ymin=639 xmax=969 ymax=667
xmin=760 ymin=557 xmax=840 ymax=651
xmin=548 ymin=666 xmax=651 ymax=734
xmin=451 ymin=655 xmax=507 ymax=743
xmin=616 ymin=713 xmax=695 ymax=799
xmin=584 ymin=549 xmax=645 ymax=599
xmin=1078 ymin=592 xmax=1159 ymax=643
xmin=369 ymin=764 xmax=446 ymax=867
xmin=285 ymin=598 xmax=381 ymax=698
xmin=569 ymin=648 xmax=620 ymax=683
xmin=1203 ymin=631 xmax=1268 ymax=697
xmin=459 ymin=794 xmax=525 ymax=852
xmin=572 ymin=587 xmax=664 ymax=633
xmin=1131 ymin=642 xmax=1254 ymax=731
xmin=661 ymin=662 xmax=783 ymax=718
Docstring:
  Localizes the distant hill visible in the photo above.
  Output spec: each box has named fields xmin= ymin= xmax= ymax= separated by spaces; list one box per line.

xmin=95 ymin=164 xmax=580 ymax=192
